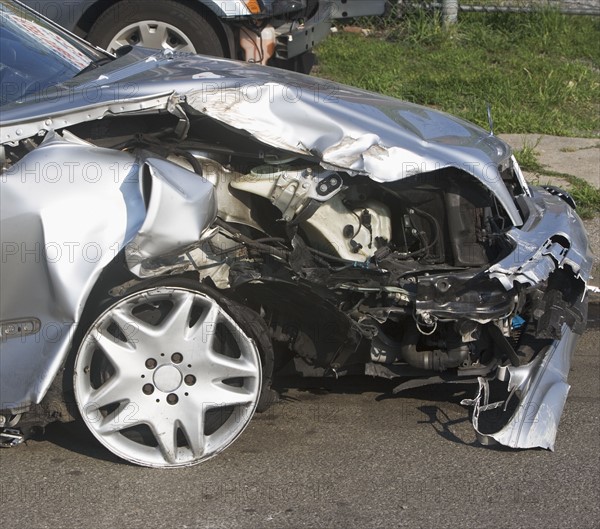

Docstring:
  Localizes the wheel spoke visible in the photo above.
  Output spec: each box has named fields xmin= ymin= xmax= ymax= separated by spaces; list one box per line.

xmin=92 ymin=328 xmax=138 ymax=371
xmin=157 ymin=290 xmax=195 ymax=339
xmin=207 ymin=350 xmax=259 ymax=381
xmin=110 ymin=307 xmax=158 ymax=348
xmin=153 ymin=422 xmax=179 ymax=464
xmin=188 ymin=302 xmax=221 ymax=345
xmin=87 ymin=374 xmax=133 ymax=409
xmin=97 ymin=404 xmax=141 ymax=435
xmin=199 ymin=302 xmax=221 ymax=328
xmin=205 ymin=383 xmax=255 ymax=408
xmin=176 ymin=42 xmax=195 ymax=53
xmin=138 ymin=22 xmax=169 ymax=49
xmin=180 ymin=413 xmax=206 ymax=458
xmin=109 ymin=37 xmax=130 ymax=51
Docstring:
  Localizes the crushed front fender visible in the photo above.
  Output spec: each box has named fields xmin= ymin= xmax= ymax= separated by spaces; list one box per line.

xmin=488 ymin=187 xmax=593 ymax=291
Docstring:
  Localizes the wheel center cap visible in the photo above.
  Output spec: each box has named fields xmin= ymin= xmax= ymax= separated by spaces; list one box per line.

xmin=153 ymin=365 xmax=182 ymax=393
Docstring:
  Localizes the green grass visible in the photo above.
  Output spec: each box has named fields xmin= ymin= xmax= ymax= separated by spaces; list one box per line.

xmin=513 ymin=140 xmax=545 ymax=172
xmin=315 ymin=11 xmax=600 ymax=136
xmin=568 ymin=176 xmax=600 ymax=219
xmin=514 ymin=142 xmax=600 ymax=218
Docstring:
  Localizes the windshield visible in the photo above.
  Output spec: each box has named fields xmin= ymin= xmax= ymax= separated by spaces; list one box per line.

xmin=0 ymin=0 xmax=108 ymax=106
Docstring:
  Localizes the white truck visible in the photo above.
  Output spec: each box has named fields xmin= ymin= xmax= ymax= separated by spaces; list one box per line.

xmin=20 ymin=0 xmax=387 ymax=72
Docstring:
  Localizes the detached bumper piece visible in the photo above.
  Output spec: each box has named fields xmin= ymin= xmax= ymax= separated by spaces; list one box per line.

xmin=0 ymin=428 xmax=24 ymax=448
xmin=462 ymin=324 xmax=578 ymax=450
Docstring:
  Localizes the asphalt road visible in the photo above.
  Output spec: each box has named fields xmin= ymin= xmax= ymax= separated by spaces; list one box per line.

xmin=3 ymin=307 xmax=599 ymax=529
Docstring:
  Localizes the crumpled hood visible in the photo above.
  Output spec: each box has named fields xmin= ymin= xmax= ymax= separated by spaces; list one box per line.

xmin=0 ymin=48 xmax=519 ymax=222
xmin=181 ymin=77 xmax=515 ymax=208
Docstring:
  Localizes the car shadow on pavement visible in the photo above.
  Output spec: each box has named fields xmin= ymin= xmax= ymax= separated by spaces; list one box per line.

xmin=39 ymin=373 xmax=546 ymax=460
xmin=41 ymin=421 xmax=134 ymax=466
xmin=274 ymin=374 xmax=473 ymax=404
xmin=416 ymin=404 xmax=476 ymax=445
xmin=274 ymin=375 xmax=526 ymax=451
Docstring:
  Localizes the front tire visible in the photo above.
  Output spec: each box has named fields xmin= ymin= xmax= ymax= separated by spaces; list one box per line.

xmin=86 ymin=0 xmax=227 ymax=56
xmin=73 ymin=280 xmax=262 ymax=467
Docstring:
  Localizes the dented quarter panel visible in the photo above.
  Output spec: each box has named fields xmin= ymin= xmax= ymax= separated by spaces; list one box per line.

xmin=0 ymin=134 xmax=143 ymax=409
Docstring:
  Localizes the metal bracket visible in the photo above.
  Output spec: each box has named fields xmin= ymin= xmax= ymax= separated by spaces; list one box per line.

xmin=0 ymin=428 xmax=24 ymax=448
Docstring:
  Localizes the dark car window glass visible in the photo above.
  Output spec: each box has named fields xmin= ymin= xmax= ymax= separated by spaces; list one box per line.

xmin=0 ymin=0 xmax=107 ymax=106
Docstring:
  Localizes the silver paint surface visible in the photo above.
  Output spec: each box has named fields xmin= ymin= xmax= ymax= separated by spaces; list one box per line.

xmin=1 ymin=48 xmax=520 ymax=223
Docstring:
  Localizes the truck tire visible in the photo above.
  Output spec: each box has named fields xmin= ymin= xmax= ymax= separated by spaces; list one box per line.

xmin=87 ymin=0 xmax=227 ymax=56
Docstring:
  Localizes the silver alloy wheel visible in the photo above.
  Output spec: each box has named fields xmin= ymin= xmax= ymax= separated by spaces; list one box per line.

xmin=106 ymin=20 xmax=197 ymax=53
xmin=73 ymin=286 xmax=261 ymax=467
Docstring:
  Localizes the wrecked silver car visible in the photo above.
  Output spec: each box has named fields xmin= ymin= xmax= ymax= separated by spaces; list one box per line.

xmin=0 ymin=0 xmax=594 ymax=466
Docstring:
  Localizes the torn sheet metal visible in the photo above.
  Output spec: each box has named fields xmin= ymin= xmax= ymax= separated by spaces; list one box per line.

xmin=126 ymin=158 xmax=217 ymax=276
xmin=462 ymin=324 xmax=577 ymax=450
xmin=0 ymin=92 xmax=174 ymax=144
xmin=488 ymin=187 xmax=594 ymax=290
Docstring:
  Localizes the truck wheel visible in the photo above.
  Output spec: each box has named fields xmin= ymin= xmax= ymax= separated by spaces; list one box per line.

xmin=87 ymin=0 xmax=227 ymax=56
